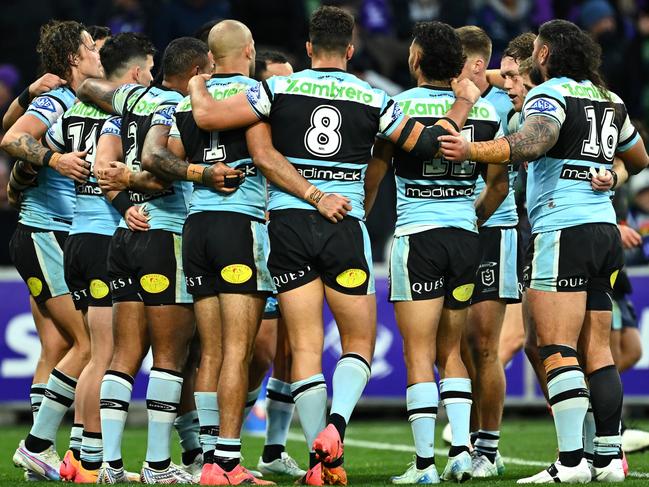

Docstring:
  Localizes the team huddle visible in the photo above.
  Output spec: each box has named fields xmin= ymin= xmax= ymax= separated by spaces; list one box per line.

xmin=2 ymin=4 xmax=648 ymax=486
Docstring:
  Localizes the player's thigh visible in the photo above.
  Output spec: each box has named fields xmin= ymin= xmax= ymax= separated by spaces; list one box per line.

xmin=87 ymin=305 xmax=114 ymax=365
xmin=578 ymin=309 xmax=613 ymax=374
xmin=219 ymin=292 xmax=266 ymax=359
xmin=146 ymin=304 xmax=194 ymax=368
xmin=194 ymin=295 xmax=222 ymax=360
xmin=468 ymin=299 xmax=507 ymax=351
xmin=110 ymin=300 xmax=149 ymax=375
xmin=324 ymin=285 xmax=376 ymax=358
xmin=499 ymin=302 xmax=525 ymax=362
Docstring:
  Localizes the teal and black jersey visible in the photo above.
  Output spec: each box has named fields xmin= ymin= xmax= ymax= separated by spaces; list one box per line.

xmin=245 ymin=68 xmax=405 ymax=220
xmin=522 ymin=77 xmax=639 ymax=233
xmin=170 ymin=74 xmax=265 ymax=219
xmin=390 ymin=85 xmax=503 ymax=235
xmin=20 ymin=86 xmax=76 ymax=231
xmin=46 ymin=102 xmax=120 ymax=236
xmin=111 ymin=83 xmax=191 ymax=233
xmin=475 ymin=86 xmax=518 ymax=227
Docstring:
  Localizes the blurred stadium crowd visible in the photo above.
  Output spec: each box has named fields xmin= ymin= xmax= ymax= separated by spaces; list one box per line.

xmin=0 ymin=0 xmax=648 ymax=265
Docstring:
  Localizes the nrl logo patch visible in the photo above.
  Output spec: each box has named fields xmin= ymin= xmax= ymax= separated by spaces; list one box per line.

xmin=528 ymin=98 xmax=557 ymax=113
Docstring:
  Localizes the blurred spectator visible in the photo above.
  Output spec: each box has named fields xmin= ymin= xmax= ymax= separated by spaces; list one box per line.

xmin=391 ymin=0 xmax=473 ymax=39
xmin=153 ymin=0 xmax=230 ymax=52
xmin=474 ymin=0 xmax=532 ymax=68
xmin=627 ymin=170 xmax=649 ymax=266
xmin=579 ymin=0 xmax=632 ymax=105
xmin=626 ymin=7 xmax=649 ymax=121
xmin=92 ymin=0 xmax=151 ymax=36
xmin=0 ymin=65 xmax=20 ymax=113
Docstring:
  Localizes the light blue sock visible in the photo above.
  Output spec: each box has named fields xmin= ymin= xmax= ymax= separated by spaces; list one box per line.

xmin=145 ymin=368 xmax=183 ymax=463
xmin=548 ymin=369 xmax=589 ymax=453
xmin=30 ymin=383 xmax=46 ymax=424
xmin=244 ymin=385 xmax=262 ymax=421
xmin=584 ymin=406 xmax=596 ymax=461
xmin=594 ymin=435 xmax=622 ymax=463
xmin=330 ymin=354 xmax=371 ymax=423
xmin=174 ymin=410 xmax=201 ymax=453
xmin=407 ymin=382 xmax=438 ymax=461
xmin=80 ymin=431 xmax=103 ymax=469
xmin=69 ymin=423 xmax=83 ymax=452
xmin=195 ymin=391 xmax=219 ymax=454
xmin=30 ymin=369 xmax=77 ymax=443
xmin=265 ymin=378 xmax=294 ymax=447
xmin=291 ymin=374 xmax=327 ymax=450
xmin=100 ymin=370 xmax=133 ymax=463
xmin=440 ymin=378 xmax=472 ymax=448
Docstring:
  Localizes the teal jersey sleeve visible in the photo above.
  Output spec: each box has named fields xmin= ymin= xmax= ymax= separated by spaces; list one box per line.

xmin=523 ymin=83 xmax=567 ymax=127
xmin=111 ymin=83 xmax=144 ymax=115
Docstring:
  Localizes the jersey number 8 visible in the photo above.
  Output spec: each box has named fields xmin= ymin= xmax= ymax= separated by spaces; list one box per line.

xmin=304 ymin=105 xmax=342 ymax=157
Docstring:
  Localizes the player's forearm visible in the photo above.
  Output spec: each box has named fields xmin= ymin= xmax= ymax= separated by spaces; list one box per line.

xmin=443 ymin=97 xmax=475 ymax=136
xmin=253 ymin=150 xmax=312 ymax=202
xmin=364 ymin=158 xmax=389 ymax=216
xmin=142 ymin=143 xmax=190 ymax=182
xmin=3 ymin=99 xmax=26 ymax=131
xmin=76 ymin=79 xmax=116 ymax=113
xmin=0 ymin=132 xmax=52 ymax=167
xmin=475 ymin=183 xmax=508 ymax=227
xmin=129 ymin=170 xmax=170 ymax=192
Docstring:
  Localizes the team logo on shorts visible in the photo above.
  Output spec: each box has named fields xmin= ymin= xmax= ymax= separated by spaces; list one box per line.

xmin=336 ymin=268 xmax=367 ymax=288
xmin=90 ymin=279 xmax=110 ymax=299
xmin=452 ymin=283 xmax=475 ymax=302
xmin=140 ymin=274 xmax=170 ymax=294
xmin=27 ymin=277 xmax=43 ymax=297
xmin=221 ymin=264 xmax=253 ymax=284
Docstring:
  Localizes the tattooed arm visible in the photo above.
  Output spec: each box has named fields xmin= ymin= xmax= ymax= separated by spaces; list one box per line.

xmin=76 ymin=79 xmax=121 ymax=113
xmin=0 ymin=112 xmax=90 ymax=182
xmin=439 ymin=115 xmax=560 ymax=164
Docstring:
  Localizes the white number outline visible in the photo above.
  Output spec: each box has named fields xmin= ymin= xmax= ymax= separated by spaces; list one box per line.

xmin=581 ymin=106 xmax=618 ymax=160
xmin=304 ymin=105 xmax=342 ymax=157
xmin=203 ymin=132 xmax=226 ymax=162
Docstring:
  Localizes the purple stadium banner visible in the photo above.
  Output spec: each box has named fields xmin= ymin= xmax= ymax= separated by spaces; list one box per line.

xmin=1 ymin=269 xmax=648 ymax=404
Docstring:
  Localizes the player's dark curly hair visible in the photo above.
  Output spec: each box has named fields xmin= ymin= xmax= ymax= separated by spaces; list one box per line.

xmin=87 ymin=25 xmax=111 ymax=43
xmin=538 ymin=19 xmax=609 ymax=98
xmin=503 ymin=32 xmax=536 ymax=63
xmin=255 ymin=50 xmax=290 ymax=81
xmin=161 ymin=37 xmax=209 ymax=78
xmin=309 ymin=6 xmax=354 ymax=55
xmin=100 ymin=33 xmax=156 ymax=79
xmin=413 ymin=22 xmax=465 ymax=81
xmin=36 ymin=20 xmax=87 ymax=82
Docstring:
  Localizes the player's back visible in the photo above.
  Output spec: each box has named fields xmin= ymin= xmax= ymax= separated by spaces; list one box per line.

xmin=391 ymin=85 xmax=503 ymax=234
xmin=249 ymin=68 xmax=402 ymax=220
xmin=46 ymin=101 xmax=120 ymax=236
xmin=113 ymin=83 xmax=191 ymax=233
xmin=172 ymin=74 xmax=265 ymax=220
xmin=523 ymin=77 xmax=639 ymax=233
xmin=20 ymin=86 xmax=77 ymax=231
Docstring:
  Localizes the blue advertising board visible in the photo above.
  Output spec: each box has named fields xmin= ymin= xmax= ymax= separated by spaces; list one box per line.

xmin=1 ymin=268 xmax=648 ymax=405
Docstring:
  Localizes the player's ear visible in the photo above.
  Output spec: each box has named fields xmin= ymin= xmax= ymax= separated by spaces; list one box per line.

xmin=346 ymin=44 xmax=354 ymax=61
xmin=69 ymin=53 xmax=79 ymax=67
xmin=306 ymin=41 xmax=313 ymax=58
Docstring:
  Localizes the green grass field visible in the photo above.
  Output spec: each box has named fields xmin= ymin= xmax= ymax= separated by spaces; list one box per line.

xmin=1 ymin=419 xmax=648 ymax=485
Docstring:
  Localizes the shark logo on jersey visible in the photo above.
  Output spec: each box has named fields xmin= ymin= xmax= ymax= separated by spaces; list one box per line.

xmin=156 ymin=105 xmax=176 ymax=121
xmin=528 ymin=98 xmax=557 ymax=113
xmin=247 ymin=83 xmax=262 ymax=103
xmin=32 ymin=96 xmax=57 ymax=112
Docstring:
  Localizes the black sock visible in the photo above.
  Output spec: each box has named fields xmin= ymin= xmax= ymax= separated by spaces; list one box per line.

xmin=203 ymin=450 xmax=214 ymax=464
xmin=559 ymin=449 xmax=583 ymax=468
xmin=71 ymin=448 xmax=81 ymax=461
xmin=470 ymin=431 xmax=479 ymax=447
xmin=329 ymin=413 xmax=347 ymax=441
xmin=108 ymin=459 xmax=123 ymax=470
xmin=81 ymin=459 xmax=102 ymax=471
xmin=182 ymin=447 xmax=202 ymax=466
xmin=262 ymin=444 xmax=285 ymax=463
xmin=215 ymin=456 xmax=239 ymax=472
xmin=24 ymin=434 xmax=52 ymax=454
xmin=448 ymin=445 xmax=470 ymax=457
xmin=416 ymin=455 xmax=435 ymax=470
xmin=589 ymin=365 xmax=623 ymax=437
xmin=324 ymin=456 xmax=344 ymax=468
xmin=309 ymin=452 xmax=319 ymax=469
xmin=148 ymin=458 xmax=171 ymax=470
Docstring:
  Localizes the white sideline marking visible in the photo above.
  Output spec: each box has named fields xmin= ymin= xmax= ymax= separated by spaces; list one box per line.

xmin=286 ymin=433 xmax=649 ymax=479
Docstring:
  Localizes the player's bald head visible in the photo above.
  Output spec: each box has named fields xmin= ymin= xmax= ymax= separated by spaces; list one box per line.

xmin=208 ymin=20 xmax=252 ymax=59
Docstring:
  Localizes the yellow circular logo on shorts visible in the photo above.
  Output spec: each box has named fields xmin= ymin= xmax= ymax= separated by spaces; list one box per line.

xmin=221 ymin=264 xmax=253 ymax=284
xmin=27 ymin=277 xmax=43 ymax=297
xmin=336 ymin=268 xmax=367 ymax=288
xmin=140 ymin=274 xmax=170 ymax=294
xmin=610 ymin=269 xmax=619 ymax=289
xmin=89 ymin=279 xmax=109 ymax=299
xmin=452 ymin=283 xmax=475 ymax=302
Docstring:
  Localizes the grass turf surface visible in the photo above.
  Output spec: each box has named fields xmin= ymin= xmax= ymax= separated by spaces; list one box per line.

xmin=1 ymin=419 xmax=648 ymax=485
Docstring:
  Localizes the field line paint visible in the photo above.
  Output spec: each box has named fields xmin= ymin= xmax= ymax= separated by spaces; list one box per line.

xmin=286 ymin=433 xmax=649 ymax=478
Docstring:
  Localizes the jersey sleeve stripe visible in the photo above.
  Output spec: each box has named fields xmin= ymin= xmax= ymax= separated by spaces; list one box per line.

xmin=619 ymin=128 xmax=638 ymax=148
